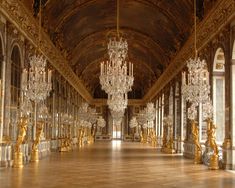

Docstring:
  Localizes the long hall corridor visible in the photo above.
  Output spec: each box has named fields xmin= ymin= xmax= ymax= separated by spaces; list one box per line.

xmin=0 ymin=141 xmax=235 ymax=188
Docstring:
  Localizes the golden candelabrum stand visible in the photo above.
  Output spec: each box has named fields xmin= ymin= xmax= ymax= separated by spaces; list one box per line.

xmin=13 ymin=116 xmax=28 ymax=168
xmin=149 ymin=128 xmax=157 ymax=147
xmin=140 ymin=127 xmax=148 ymax=143
xmin=79 ymin=127 xmax=85 ymax=148
xmin=31 ymin=121 xmax=43 ymax=162
xmin=77 ymin=127 xmax=83 ymax=148
xmin=191 ymin=120 xmax=202 ymax=164
xmin=205 ymin=118 xmax=219 ymax=170
xmin=59 ymin=126 xmax=72 ymax=152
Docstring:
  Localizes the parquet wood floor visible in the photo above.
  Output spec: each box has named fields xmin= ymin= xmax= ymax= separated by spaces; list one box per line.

xmin=0 ymin=141 xmax=235 ymax=188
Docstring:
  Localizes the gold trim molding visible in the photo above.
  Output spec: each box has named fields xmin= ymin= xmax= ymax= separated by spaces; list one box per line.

xmin=143 ymin=0 xmax=235 ymax=102
xmin=0 ymin=0 xmax=93 ymax=103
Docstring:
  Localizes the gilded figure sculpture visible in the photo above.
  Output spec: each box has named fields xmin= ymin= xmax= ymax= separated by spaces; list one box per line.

xmin=13 ymin=116 xmax=28 ymax=168
xmin=15 ymin=117 xmax=28 ymax=153
xmin=206 ymin=119 xmax=219 ymax=170
xmin=151 ymin=130 xmax=157 ymax=147
xmin=31 ymin=121 xmax=44 ymax=162
xmin=191 ymin=120 xmax=202 ymax=164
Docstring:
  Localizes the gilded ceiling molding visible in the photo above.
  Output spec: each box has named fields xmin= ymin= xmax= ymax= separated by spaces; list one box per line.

xmin=0 ymin=0 xmax=93 ymax=103
xmin=143 ymin=0 xmax=235 ymax=102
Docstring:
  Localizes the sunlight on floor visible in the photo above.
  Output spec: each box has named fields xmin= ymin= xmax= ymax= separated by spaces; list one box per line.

xmin=111 ymin=140 xmax=122 ymax=150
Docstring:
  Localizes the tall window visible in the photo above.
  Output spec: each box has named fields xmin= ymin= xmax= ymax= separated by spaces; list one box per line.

xmin=213 ymin=48 xmax=225 ymax=144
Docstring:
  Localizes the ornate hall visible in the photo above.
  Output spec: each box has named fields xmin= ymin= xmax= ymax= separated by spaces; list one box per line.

xmin=0 ymin=0 xmax=235 ymax=187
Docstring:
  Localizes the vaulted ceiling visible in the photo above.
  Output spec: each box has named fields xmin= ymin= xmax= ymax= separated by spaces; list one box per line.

xmin=22 ymin=0 xmax=195 ymax=99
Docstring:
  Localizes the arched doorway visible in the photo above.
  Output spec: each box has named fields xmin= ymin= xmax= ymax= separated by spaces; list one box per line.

xmin=213 ymin=48 xmax=225 ymax=144
xmin=10 ymin=45 xmax=22 ymax=140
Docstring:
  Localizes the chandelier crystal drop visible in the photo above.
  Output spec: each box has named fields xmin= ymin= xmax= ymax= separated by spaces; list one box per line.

xmin=182 ymin=0 xmax=211 ymax=119
xmin=100 ymin=41 xmax=134 ymax=96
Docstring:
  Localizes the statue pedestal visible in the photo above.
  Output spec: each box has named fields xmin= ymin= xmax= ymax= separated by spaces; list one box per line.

xmin=162 ymin=147 xmax=175 ymax=154
xmin=13 ymin=152 xmax=23 ymax=168
xmin=194 ymin=149 xmax=202 ymax=164
xmin=31 ymin=150 xmax=39 ymax=162
xmin=209 ymin=154 xmax=219 ymax=170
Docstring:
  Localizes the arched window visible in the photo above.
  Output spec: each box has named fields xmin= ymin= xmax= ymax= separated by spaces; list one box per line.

xmin=10 ymin=45 xmax=21 ymax=107
xmin=213 ymin=48 xmax=225 ymax=144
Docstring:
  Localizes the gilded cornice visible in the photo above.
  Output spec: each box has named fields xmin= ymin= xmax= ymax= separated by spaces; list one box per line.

xmin=143 ymin=0 xmax=235 ymax=102
xmin=0 ymin=0 xmax=93 ymax=103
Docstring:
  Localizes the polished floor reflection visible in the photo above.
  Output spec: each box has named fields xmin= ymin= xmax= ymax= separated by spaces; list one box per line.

xmin=0 ymin=141 xmax=235 ymax=188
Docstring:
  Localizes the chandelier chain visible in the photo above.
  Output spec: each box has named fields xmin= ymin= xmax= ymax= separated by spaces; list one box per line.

xmin=117 ymin=0 xmax=120 ymax=38
xmin=194 ymin=0 xmax=197 ymax=58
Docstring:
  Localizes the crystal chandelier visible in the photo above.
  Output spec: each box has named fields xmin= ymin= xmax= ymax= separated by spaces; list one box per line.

xmin=78 ymin=102 xmax=97 ymax=124
xmin=21 ymin=0 xmax=52 ymax=104
xmin=129 ymin=116 xmax=138 ymax=128
xmin=22 ymin=54 xmax=52 ymax=103
xmin=181 ymin=0 xmax=210 ymax=108
xmin=182 ymin=57 xmax=210 ymax=106
xmin=99 ymin=0 xmax=134 ymax=113
xmin=137 ymin=102 xmax=156 ymax=126
xmin=107 ymin=93 xmax=128 ymax=112
xmin=97 ymin=116 xmax=106 ymax=128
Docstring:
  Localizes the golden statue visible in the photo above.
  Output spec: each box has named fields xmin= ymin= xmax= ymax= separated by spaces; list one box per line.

xmin=79 ymin=127 xmax=85 ymax=147
xmin=15 ymin=117 xmax=28 ymax=153
xmin=140 ymin=130 xmax=143 ymax=143
xmin=143 ymin=127 xmax=148 ymax=143
xmin=151 ymin=130 xmax=157 ymax=147
xmin=13 ymin=116 xmax=28 ymax=168
xmin=31 ymin=121 xmax=44 ymax=162
xmin=191 ymin=120 xmax=202 ymax=164
xmin=206 ymin=118 xmax=219 ymax=170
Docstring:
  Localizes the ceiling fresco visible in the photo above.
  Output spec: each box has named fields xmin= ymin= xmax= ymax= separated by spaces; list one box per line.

xmin=22 ymin=0 xmax=198 ymax=99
